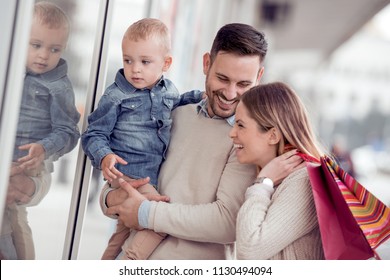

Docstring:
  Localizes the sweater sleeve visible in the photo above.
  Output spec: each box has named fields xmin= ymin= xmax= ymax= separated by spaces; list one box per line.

xmin=147 ymin=149 xmax=256 ymax=244
xmin=236 ymin=169 xmax=318 ymax=259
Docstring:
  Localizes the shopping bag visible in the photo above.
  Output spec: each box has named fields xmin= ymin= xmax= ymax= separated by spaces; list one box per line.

xmin=303 ymin=154 xmax=390 ymax=260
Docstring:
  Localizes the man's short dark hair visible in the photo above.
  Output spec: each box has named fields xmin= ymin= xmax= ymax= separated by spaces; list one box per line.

xmin=210 ymin=23 xmax=268 ymax=64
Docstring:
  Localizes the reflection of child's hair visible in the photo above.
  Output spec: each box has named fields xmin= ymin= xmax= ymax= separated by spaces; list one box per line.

xmin=34 ymin=1 xmax=69 ymax=32
xmin=123 ymin=18 xmax=171 ymax=54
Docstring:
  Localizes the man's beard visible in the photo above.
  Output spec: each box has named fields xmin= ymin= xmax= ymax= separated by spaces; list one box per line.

xmin=206 ymin=87 xmax=237 ymax=119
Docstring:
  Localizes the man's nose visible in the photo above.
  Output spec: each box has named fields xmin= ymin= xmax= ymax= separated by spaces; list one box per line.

xmin=225 ymin=83 xmax=238 ymax=100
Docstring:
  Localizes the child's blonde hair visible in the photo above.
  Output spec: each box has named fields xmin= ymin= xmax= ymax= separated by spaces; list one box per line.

xmin=34 ymin=1 xmax=70 ymax=35
xmin=123 ymin=18 xmax=171 ymax=54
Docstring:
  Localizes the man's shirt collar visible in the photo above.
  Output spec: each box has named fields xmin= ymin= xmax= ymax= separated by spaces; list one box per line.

xmin=196 ymin=99 xmax=235 ymax=126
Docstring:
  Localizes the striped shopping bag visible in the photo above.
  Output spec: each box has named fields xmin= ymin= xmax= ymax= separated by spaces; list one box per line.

xmin=324 ymin=156 xmax=390 ymax=253
xmin=303 ymin=154 xmax=390 ymax=259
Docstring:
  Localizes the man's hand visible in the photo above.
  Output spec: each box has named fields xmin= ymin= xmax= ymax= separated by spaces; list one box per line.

xmin=6 ymin=174 xmax=35 ymax=205
xmin=101 ymin=153 xmax=127 ymax=182
xmin=106 ymin=178 xmax=147 ymax=230
xmin=106 ymin=177 xmax=151 ymax=207
xmin=258 ymin=149 xmax=305 ymax=186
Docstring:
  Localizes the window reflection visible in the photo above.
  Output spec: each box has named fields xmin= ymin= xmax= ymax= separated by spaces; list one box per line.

xmin=0 ymin=0 xmax=100 ymax=259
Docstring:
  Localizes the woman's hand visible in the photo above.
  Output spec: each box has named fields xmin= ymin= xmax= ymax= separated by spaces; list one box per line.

xmin=258 ymin=149 xmax=305 ymax=186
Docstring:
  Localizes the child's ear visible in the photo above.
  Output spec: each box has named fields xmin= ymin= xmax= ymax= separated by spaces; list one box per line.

xmin=268 ymin=127 xmax=281 ymax=145
xmin=163 ymin=56 xmax=173 ymax=71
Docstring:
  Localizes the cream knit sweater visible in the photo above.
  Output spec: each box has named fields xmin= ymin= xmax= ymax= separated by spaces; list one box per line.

xmin=236 ymin=168 xmax=324 ymax=260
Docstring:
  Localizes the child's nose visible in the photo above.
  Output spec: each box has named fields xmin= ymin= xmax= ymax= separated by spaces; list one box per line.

xmin=38 ymin=49 xmax=50 ymax=59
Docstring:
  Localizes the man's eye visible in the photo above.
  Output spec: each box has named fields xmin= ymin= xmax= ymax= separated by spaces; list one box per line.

xmin=238 ymin=83 xmax=251 ymax=88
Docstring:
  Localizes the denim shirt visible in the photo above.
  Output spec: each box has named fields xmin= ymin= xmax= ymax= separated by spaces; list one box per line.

xmin=81 ymin=69 xmax=203 ymax=186
xmin=14 ymin=58 xmax=81 ymax=168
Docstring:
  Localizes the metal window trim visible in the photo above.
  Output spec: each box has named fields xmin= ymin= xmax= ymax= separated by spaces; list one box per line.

xmin=62 ymin=0 xmax=114 ymax=260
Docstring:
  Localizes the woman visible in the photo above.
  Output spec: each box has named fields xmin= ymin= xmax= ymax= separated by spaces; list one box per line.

xmin=230 ymin=81 xmax=325 ymax=260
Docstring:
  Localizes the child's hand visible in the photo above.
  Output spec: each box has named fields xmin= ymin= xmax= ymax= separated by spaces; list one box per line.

xmin=17 ymin=143 xmax=45 ymax=170
xmin=101 ymin=153 xmax=127 ymax=182
xmin=10 ymin=162 xmax=24 ymax=176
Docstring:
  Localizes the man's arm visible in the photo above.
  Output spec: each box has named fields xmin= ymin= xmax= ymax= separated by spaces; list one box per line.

xmin=105 ymin=151 xmax=303 ymax=244
xmin=107 ymin=150 xmax=255 ymax=244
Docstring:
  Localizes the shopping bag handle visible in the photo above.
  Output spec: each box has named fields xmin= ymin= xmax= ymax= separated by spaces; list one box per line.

xmin=296 ymin=151 xmax=321 ymax=163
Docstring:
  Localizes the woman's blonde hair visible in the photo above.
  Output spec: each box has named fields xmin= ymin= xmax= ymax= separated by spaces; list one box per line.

xmin=240 ymin=81 xmax=324 ymax=160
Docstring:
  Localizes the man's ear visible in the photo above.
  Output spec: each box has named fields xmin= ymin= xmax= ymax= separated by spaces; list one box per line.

xmin=257 ymin=66 xmax=265 ymax=83
xmin=163 ymin=55 xmax=173 ymax=72
xmin=203 ymin=53 xmax=211 ymax=75
xmin=268 ymin=127 xmax=281 ymax=145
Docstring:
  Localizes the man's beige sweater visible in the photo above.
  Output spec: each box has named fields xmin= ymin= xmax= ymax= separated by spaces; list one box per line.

xmin=122 ymin=104 xmax=257 ymax=259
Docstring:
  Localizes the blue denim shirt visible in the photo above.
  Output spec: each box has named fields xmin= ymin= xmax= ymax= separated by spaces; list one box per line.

xmin=14 ymin=58 xmax=81 ymax=167
xmin=81 ymin=69 xmax=203 ymax=186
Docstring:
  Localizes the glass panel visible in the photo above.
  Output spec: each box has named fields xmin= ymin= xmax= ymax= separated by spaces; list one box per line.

xmin=0 ymin=0 xmax=101 ymax=259
xmin=77 ymin=0 xmax=147 ymax=260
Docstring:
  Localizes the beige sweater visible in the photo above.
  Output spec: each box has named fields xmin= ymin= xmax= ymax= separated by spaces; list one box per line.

xmin=236 ymin=168 xmax=324 ymax=260
xmin=122 ymin=104 xmax=257 ymax=259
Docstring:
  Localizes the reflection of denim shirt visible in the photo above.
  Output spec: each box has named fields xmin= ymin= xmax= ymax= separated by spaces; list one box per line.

xmin=81 ymin=69 xmax=202 ymax=186
xmin=14 ymin=58 xmax=81 ymax=171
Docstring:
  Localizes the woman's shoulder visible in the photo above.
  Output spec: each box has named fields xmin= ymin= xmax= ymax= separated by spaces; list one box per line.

xmin=275 ymin=167 xmax=310 ymax=194
xmin=287 ymin=167 xmax=309 ymax=180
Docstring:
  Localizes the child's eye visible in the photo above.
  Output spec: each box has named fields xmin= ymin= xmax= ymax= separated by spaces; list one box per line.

xmin=31 ymin=43 xmax=41 ymax=49
xmin=142 ymin=60 xmax=151 ymax=65
xmin=124 ymin=59 xmax=132 ymax=64
xmin=51 ymin=48 xmax=61 ymax=53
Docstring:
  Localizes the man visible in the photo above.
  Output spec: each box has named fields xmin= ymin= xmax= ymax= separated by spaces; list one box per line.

xmin=101 ymin=23 xmax=303 ymax=259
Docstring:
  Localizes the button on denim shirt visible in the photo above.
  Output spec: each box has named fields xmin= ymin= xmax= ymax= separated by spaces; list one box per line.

xmin=81 ymin=69 xmax=203 ymax=186
xmin=14 ymin=58 xmax=81 ymax=171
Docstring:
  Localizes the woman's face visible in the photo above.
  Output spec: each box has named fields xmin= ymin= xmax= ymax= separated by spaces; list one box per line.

xmin=229 ymin=102 xmax=278 ymax=168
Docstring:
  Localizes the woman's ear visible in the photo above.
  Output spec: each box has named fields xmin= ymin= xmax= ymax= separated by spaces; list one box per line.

xmin=268 ymin=127 xmax=281 ymax=145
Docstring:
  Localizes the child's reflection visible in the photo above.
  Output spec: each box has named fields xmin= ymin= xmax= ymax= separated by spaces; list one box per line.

xmin=0 ymin=1 xmax=80 ymax=259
